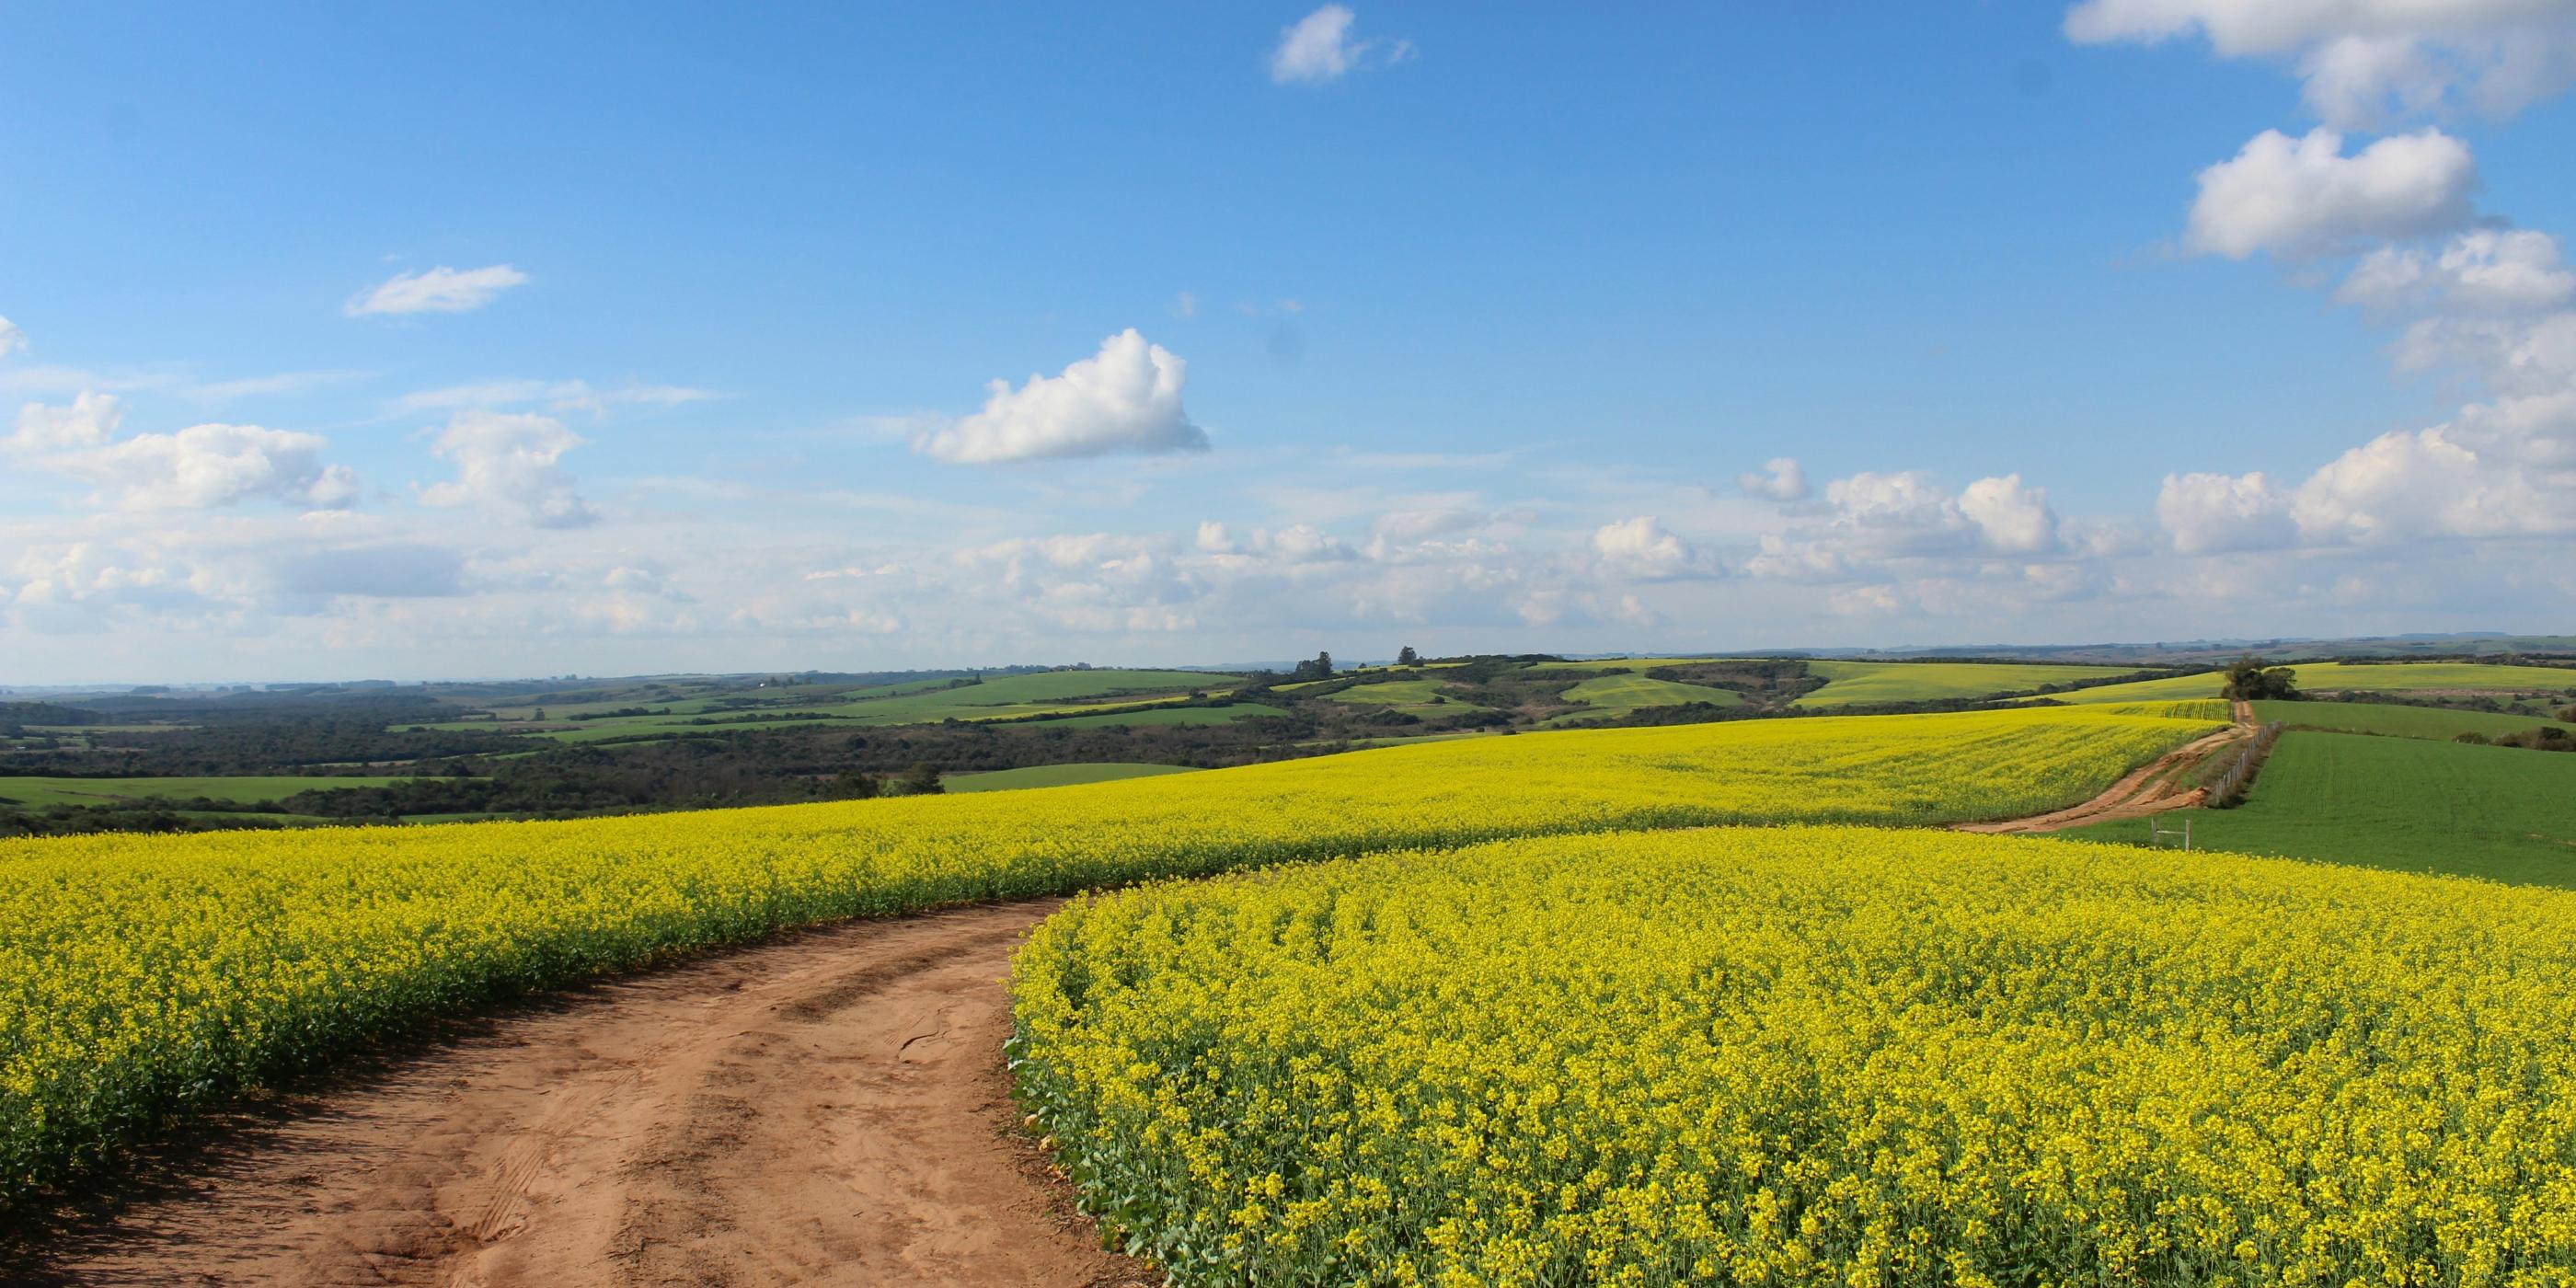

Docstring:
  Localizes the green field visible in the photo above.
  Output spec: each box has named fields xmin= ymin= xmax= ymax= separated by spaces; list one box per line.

xmin=2054 ymin=730 xmax=2576 ymax=887
xmin=1316 ymin=678 xmax=1480 ymax=710
xmin=2251 ymin=699 xmax=2570 ymax=742
xmin=2063 ymin=661 xmax=2576 ymax=707
xmin=1558 ymin=673 xmax=1742 ymax=713
xmin=397 ymin=670 xmax=1238 ymax=740
xmin=1542 ymin=656 xmax=1724 ymax=673
xmin=1036 ymin=703 xmax=1288 ymax=729
xmin=0 ymin=776 xmax=426 ymax=809
xmin=941 ymin=763 xmax=1202 ymax=793
xmin=1794 ymin=661 xmax=2133 ymax=707
xmin=817 ymin=670 xmax=1225 ymax=723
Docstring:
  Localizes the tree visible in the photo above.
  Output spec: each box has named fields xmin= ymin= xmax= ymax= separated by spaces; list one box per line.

xmin=835 ymin=768 xmax=881 ymax=799
xmin=896 ymin=762 xmax=944 ymax=795
xmin=2219 ymin=656 xmax=2300 ymax=701
xmin=1397 ymin=645 xmax=1421 ymax=666
xmin=1288 ymin=651 xmax=1337 ymax=683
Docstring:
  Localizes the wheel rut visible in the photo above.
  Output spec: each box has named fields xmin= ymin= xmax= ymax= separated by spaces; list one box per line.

xmin=16 ymin=902 xmax=1149 ymax=1288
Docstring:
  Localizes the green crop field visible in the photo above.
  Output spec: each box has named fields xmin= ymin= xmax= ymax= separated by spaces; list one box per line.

xmin=2252 ymin=699 xmax=2570 ymax=742
xmin=1036 ymin=703 xmax=1288 ymax=729
xmin=818 ymin=670 xmax=1225 ymax=723
xmin=0 ymin=776 xmax=428 ymax=809
xmin=1558 ymin=673 xmax=1742 ymax=713
xmin=1795 ymin=660 xmax=2133 ymax=707
xmin=2054 ymin=730 xmax=2576 ymax=887
xmin=2063 ymin=661 xmax=2576 ymax=707
xmin=941 ymin=763 xmax=1202 ymax=793
xmin=1316 ymin=678 xmax=1479 ymax=710
xmin=1542 ymin=656 xmax=1726 ymax=673
xmin=2288 ymin=661 xmax=2576 ymax=694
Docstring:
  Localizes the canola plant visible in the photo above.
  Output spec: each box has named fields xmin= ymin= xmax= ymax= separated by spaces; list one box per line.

xmin=0 ymin=707 xmax=2205 ymax=1208
xmin=1011 ymin=827 xmax=2576 ymax=1287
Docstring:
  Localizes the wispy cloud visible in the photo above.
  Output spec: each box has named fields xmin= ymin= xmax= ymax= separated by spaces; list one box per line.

xmin=1270 ymin=5 xmax=1414 ymax=86
xmin=345 ymin=264 xmax=530 ymax=317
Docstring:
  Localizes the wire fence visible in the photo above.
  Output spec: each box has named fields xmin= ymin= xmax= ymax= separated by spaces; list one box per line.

xmin=2207 ymin=721 xmax=2283 ymax=809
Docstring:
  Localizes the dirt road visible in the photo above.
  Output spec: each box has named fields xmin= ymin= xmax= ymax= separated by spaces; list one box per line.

xmin=19 ymin=902 xmax=1147 ymax=1288
xmin=1955 ymin=708 xmax=2251 ymax=835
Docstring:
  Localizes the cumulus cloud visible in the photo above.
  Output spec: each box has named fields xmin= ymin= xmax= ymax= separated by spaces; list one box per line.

xmin=1736 ymin=456 xmax=1811 ymax=501
xmin=1590 ymin=515 xmax=1696 ymax=579
xmin=8 ymin=390 xmax=121 ymax=454
xmin=2186 ymin=128 xmax=2476 ymax=259
xmin=2338 ymin=227 xmax=2576 ymax=316
xmin=9 ymin=393 xmax=360 ymax=511
xmin=1747 ymin=470 xmax=2064 ymax=581
xmin=346 ymin=264 xmax=531 ymax=317
xmin=914 ymin=329 xmax=1208 ymax=465
xmin=2156 ymin=470 xmax=2297 ymax=554
xmin=2065 ymin=0 xmax=2576 ymax=127
xmin=421 ymin=409 xmax=597 ymax=528
xmin=1958 ymin=474 xmax=2062 ymax=554
xmin=1270 ymin=5 xmax=1414 ymax=85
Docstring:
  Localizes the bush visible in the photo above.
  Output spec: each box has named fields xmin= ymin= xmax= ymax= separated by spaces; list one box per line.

xmin=2455 ymin=731 xmax=2492 ymax=745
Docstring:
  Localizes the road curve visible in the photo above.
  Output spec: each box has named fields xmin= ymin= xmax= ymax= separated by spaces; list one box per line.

xmin=19 ymin=902 xmax=1150 ymax=1288
xmin=1955 ymin=705 xmax=2253 ymax=835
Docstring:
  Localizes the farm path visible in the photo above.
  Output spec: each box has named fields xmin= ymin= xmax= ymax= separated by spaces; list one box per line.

xmin=1957 ymin=705 xmax=2253 ymax=835
xmin=25 ymin=901 xmax=1149 ymax=1288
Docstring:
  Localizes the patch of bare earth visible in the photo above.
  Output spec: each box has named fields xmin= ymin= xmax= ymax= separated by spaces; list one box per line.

xmin=16 ymin=902 xmax=1151 ymax=1288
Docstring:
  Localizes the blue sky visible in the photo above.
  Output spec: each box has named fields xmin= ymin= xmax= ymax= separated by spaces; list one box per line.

xmin=5 ymin=2 xmax=2574 ymax=681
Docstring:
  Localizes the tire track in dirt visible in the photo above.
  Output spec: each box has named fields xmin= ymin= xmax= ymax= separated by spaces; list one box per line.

xmin=16 ymin=902 xmax=1148 ymax=1288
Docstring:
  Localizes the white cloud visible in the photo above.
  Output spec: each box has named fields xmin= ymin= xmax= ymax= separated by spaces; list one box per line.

xmin=396 ymin=378 xmax=719 ymax=417
xmin=421 ymin=409 xmax=597 ymax=528
xmin=9 ymin=393 xmax=359 ymax=511
xmin=1736 ymin=456 xmax=1811 ymax=501
xmin=9 ymin=390 xmax=122 ymax=454
xmin=2156 ymin=470 xmax=2296 ymax=553
xmin=2338 ymin=227 xmax=2576 ymax=316
xmin=0 ymin=315 xmax=22 ymax=356
xmin=2065 ymin=0 xmax=2576 ymax=127
xmin=1747 ymin=470 xmax=2064 ymax=581
xmin=1958 ymin=474 xmax=2063 ymax=554
xmin=1591 ymin=515 xmax=1696 ymax=578
xmin=346 ymin=264 xmax=531 ymax=317
xmin=2186 ymin=128 xmax=2476 ymax=259
xmin=914 ymin=329 xmax=1209 ymax=465
xmin=1270 ymin=5 xmax=1414 ymax=85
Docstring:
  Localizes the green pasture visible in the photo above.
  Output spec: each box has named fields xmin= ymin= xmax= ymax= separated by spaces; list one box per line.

xmin=1038 ymin=704 xmax=1289 ymax=730
xmin=0 ymin=776 xmax=426 ymax=809
xmin=1316 ymin=679 xmax=1483 ymax=711
xmin=1795 ymin=661 xmax=2133 ymax=707
xmin=2053 ymin=730 xmax=2576 ymax=888
xmin=2252 ymin=700 xmax=2570 ymax=742
xmin=2061 ymin=661 xmax=2576 ymax=707
xmin=940 ymin=763 xmax=1202 ymax=793
xmin=1539 ymin=657 xmax=1727 ymax=673
xmin=1559 ymin=673 xmax=1742 ymax=713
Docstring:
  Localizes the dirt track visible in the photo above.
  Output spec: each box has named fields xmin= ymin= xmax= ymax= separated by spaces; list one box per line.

xmin=1955 ymin=701 xmax=2254 ymax=835
xmin=18 ymin=902 xmax=1147 ymax=1288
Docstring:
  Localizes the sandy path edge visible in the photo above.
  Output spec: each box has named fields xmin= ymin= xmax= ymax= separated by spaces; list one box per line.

xmin=8 ymin=901 xmax=1152 ymax=1288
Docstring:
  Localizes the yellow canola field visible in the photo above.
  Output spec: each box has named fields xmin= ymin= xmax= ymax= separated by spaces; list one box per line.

xmin=1012 ymin=828 xmax=2576 ymax=1288
xmin=0 ymin=707 xmax=2207 ymax=1208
